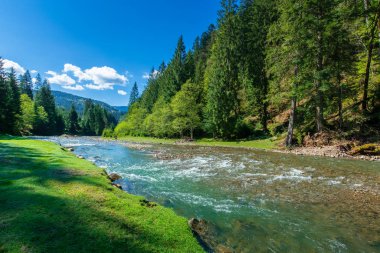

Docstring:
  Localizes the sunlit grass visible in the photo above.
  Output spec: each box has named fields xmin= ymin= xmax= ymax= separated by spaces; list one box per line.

xmin=115 ymin=135 xmax=280 ymax=150
xmin=0 ymin=136 xmax=203 ymax=253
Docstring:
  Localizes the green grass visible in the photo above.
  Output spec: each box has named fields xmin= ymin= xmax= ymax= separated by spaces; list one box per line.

xmin=0 ymin=136 xmax=203 ymax=253
xmin=115 ymin=136 xmax=279 ymax=150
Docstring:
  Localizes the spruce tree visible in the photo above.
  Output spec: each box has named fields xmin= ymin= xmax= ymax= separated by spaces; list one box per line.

xmin=20 ymin=70 xmax=33 ymax=99
xmin=204 ymin=0 xmax=241 ymax=138
xmin=0 ymin=58 xmax=13 ymax=133
xmin=7 ymin=68 xmax=21 ymax=133
xmin=34 ymin=80 xmax=57 ymax=134
xmin=160 ymin=36 xmax=187 ymax=102
xmin=129 ymin=82 xmax=139 ymax=106
xmin=34 ymin=73 xmax=43 ymax=90
xmin=67 ymin=104 xmax=80 ymax=134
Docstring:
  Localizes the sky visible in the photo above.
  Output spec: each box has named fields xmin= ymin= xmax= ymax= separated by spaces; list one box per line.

xmin=0 ymin=0 xmax=219 ymax=106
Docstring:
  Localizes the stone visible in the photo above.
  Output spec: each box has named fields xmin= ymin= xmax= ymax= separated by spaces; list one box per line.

xmin=108 ymin=173 xmax=122 ymax=181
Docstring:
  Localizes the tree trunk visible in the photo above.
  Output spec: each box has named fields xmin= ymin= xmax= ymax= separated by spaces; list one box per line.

xmin=363 ymin=21 xmax=377 ymax=111
xmin=285 ymin=67 xmax=298 ymax=148
xmin=261 ymin=77 xmax=269 ymax=133
xmin=190 ymin=128 xmax=194 ymax=140
xmin=338 ymin=75 xmax=343 ymax=129
xmin=316 ymin=30 xmax=324 ymax=132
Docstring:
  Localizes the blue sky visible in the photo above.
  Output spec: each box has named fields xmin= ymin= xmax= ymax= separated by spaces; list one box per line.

xmin=0 ymin=0 xmax=219 ymax=106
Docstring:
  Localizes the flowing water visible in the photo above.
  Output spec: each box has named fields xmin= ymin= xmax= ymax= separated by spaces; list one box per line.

xmin=38 ymin=137 xmax=380 ymax=253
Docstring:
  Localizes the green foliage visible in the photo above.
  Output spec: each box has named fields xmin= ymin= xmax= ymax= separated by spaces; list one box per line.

xmin=81 ymin=100 xmax=116 ymax=136
xmin=19 ymin=70 xmax=33 ymax=99
xmin=204 ymin=0 xmax=241 ymax=138
xmin=128 ymin=82 xmax=139 ymax=106
xmin=171 ymin=81 xmax=201 ymax=138
xmin=67 ymin=104 xmax=80 ymax=134
xmin=18 ymin=94 xmax=48 ymax=135
xmin=34 ymin=80 xmax=58 ymax=135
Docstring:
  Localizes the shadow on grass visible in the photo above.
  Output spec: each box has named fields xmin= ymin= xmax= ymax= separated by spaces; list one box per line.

xmin=0 ymin=141 xmax=193 ymax=253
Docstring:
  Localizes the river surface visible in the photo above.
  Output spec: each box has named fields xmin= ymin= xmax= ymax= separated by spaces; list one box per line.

xmin=37 ymin=137 xmax=380 ymax=253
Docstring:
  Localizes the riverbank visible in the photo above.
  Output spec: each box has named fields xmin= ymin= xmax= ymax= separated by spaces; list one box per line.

xmin=112 ymin=136 xmax=380 ymax=161
xmin=0 ymin=136 xmax=203 ymax=252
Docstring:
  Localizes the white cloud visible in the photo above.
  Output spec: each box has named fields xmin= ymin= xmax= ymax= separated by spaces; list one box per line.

xmin=32 ymin=78 xmax=37 ymax=84
xmin=30 ymin=70 xmax=38 ymax=74
xmin=45 ymin=71 xmax=76 ymax=86
xmin=84 ymin=83 xmax=114 ymax=90
xmin=62 ymin=85 xmax=84 ymax=91
xmin=142 ymin=73 xmax=150 ymax=79
xmin=3 ymin=59 xmax=26 ymax=75
xmin=64 ymin=63 xmax=127 ymax=90
xmin=118 ymin=90 xmax=127 ymax=96
xmin=142 ymin=70 xmax=160 ymax=80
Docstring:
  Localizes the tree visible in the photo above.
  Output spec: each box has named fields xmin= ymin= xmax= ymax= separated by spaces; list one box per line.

xmin=34 ymin=80 xmax=57 ymax=134
xmin=6 ymin=68 xmax=21 ymax=134
xmin=239 ymin=0 xmax=277 ymax=132
xmin=67 ymin=104 xmax=80 ymax=134
xmin=171 ymin=81 xmax=201 ymax=139
xmin=160 ymin=36 xmax=187 ymax=102
xmin=18 ymin=94 xmax=49 ymax=135
xmin=204 ymin=0 xmax=241 ymax=138
xmin=20 ymin=70 xmax=33 ymax=99
xmin=0 ymin=58 xmax=13 ymax=133
xmin=129 ymin=82 xmax=139 ymax=106
xmin=34 ymin=73 xmax=43 ymax=90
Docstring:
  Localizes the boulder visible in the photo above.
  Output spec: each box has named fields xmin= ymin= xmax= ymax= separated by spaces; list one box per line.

xmin=108 ymin=173 xmax=122 ymax=181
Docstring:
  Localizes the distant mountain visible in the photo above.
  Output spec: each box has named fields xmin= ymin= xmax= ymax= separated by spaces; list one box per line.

xmin=52 ymin=90 xmax=128 ymax=120
xmin=113 ymin=106 xmax=129 ymax=113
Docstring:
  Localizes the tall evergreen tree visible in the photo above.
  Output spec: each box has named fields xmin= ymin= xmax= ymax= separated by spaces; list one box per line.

xmin=20 ymin=70 xmax=33 ymax=99
xmin=7 ymin=68 xmax=21 ymax=133
xmin=239 ymin=0 xmax=277 ymax=132
xmin=204 ymin=0 xmax=241 ymax=138
xmin=34 ymin=80 xmax=57 ymax=134
xmin=67 ymin=104 xmax=80 ymax=134
xmin=160 ymin=36 xmax=187 ymax=102
xmin=0 ymin=58 xmax=13 ymax=133
xmin=129 ymin=82 xmax=139 ymax=106
xmin=34 ymin=73 xmax=43 ymax=90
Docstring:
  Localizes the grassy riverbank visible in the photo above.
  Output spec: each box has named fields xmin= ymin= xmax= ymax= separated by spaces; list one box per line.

xmin=0 ymin=136 xmax=203 ymax=253
xmin=115 ymin=136 xmax=279 ymax=150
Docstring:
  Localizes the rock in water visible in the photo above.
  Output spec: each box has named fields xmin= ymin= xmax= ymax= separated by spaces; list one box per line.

xmin=188 ymin=218 xmax=234 ymax=253
xmin=108 ymin=173 xmax=122 ymax=181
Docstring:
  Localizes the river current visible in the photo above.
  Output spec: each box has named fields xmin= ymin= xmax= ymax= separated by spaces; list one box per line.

xmin=37 ymin=137 xmax=380 ymax=253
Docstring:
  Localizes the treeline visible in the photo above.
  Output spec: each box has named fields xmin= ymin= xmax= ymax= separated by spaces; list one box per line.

xmin=0 ymin=59 xmax=116 ymax=136
xmin=116 ymin=0 xmax=380 ymax=146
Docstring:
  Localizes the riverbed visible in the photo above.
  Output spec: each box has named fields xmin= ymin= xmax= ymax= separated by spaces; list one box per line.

xmin=37 ymin=136 xmax=380 ymax=253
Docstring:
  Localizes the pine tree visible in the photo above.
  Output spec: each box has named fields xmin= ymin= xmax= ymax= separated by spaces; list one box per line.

xmin=160 ymin=36 xmax=187 ymax=102
xmin=129 ymin=82 xmax=139 ymax=106
xmin=204 ymin=0 xmax=241 ymax=138
xmin=0 ymin=58 xmax=13 ymax=133
xmin=67 ymin=104 xmax=80 ymax=134
xmin=34 ymin=73 xmax=43 ymax=90
xmin=34 ymin=80 xmax=57 ymax=134
xmin=239 ymin=0 xmax=277 ymax=132
xmin=7 ymin=68 xmax=21 ymax=133
xmin=20 ymin=70 xmax=33 ymax=99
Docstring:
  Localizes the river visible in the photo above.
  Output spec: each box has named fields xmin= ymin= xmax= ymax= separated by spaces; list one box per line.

xmin=37 ymin=136 xmax=380 ymax=253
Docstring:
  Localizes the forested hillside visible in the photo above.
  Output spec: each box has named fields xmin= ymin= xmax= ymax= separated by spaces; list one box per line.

xmin=115 ymin=0 xmax=380 ymax=146
xmin=52 ymin=90 xmax=125 ymax=120
xmin=0 ymin=67 xmax=117 ymax=136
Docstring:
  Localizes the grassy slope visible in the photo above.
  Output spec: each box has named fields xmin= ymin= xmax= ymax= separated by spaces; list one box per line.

xmin=116 ymin=136 xmax=279 ymax=150
xmin=0 ymin=136 xmax=203 ymax=253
